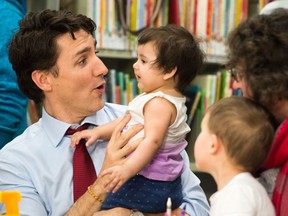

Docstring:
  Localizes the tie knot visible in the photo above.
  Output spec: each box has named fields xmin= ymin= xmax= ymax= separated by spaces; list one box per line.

xmin=65 ymin=123 xmax=90 ymax=136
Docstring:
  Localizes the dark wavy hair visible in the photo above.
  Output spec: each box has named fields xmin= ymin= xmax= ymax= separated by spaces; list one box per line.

xmin=8 ymin=9 xmax=96 ymax=103
xmin=137 ymin=24 xmax=205 ymax=94
xmin=226 ymin=8 xmax=288 ymax=110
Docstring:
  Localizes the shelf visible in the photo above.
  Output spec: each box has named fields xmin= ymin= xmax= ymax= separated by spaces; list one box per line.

xmin=206 ymin=55 xmax=227 ymax=65
xmin=98 ymin=49 xmax=227 ymax=65
xmin=98 ymin=49 xmax=137 ymax=59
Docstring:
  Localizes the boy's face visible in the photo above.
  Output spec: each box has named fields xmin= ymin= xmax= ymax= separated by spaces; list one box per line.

xmin=194 ymin=113 xmax=214 ymax=172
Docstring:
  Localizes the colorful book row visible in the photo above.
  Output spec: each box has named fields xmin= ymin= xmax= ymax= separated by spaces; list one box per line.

xmin=104 ymin=69 xmax=140 ymax=105
xmin=86 ymin=0 xmax=254 ymax=56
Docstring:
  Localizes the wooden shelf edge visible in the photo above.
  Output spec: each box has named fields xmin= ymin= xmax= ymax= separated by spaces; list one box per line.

xmin=98 ymin=49 xmax=227 ymax=65
xmin=98 ymin=49 xmax=137 ymax=59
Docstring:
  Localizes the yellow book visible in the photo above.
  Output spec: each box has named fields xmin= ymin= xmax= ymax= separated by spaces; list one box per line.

xmin=130 ymin=0 xmax=138 ymax=31
xmin=187 ymin=90 xmax=202 ymax=126
xmin=99 ymin=0 xmax=106 ymax=48
xmin=235 ymin=0 xmax=243 ymax=26
xmin=215 ymin=71 xmax=222 ymax=101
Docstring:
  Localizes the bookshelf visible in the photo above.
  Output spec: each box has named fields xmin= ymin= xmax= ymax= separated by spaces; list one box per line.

xmin=26 ymin=0 xmax=60 ymax=11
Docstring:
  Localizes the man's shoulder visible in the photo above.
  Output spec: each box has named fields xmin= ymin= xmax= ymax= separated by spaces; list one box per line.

xmin=0 ymin=122 xmax=43 ymax=153
xmin=103 ymin=102 xmax=127 ymax=118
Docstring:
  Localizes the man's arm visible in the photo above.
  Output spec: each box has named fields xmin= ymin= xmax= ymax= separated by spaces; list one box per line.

xmin=179 ymin=151 xmax=210 ymax=216
xmin=65 ymin=114 xmax=143 ymax=215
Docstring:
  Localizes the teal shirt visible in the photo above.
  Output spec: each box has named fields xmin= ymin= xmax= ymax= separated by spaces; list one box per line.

xmin=0 ymin=0 xmax=28 ymax=148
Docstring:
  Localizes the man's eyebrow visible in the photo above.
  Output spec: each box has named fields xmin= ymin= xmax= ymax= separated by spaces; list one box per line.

xmin=75 ymin=47 xmax=91 ymax=57
xmin=74 ymin=40 xmax=97 ymax=57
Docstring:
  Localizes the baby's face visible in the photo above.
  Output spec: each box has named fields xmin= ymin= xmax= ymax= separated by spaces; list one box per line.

xmin=133 ymin=42 xmax=167 ymax=93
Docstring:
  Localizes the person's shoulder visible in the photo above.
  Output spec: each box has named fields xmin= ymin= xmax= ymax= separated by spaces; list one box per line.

xmin=232 ymin=172 xmax=260 ymax=186
xmin=0 ymin=122 xmax=43 ymax=153
xmin=104 ymin=102 xmax=127 ymax=111
xmin=227 ymin=172 xmax=269 ymax=197
xmin=0 ymin=0 xmax=26 ymax=17
xmin=103 ymin=102 xmax=127 ymax=117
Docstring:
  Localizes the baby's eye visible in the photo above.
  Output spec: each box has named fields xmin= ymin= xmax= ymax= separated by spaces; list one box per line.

xmin=95 ymin=50 xmax=100 ymax=55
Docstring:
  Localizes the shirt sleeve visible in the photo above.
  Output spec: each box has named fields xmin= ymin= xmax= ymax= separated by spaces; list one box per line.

xmin=0 ymin=152 xmax=47 ymax=216
xmin=179 ymin=150 xmax=210 ymax=216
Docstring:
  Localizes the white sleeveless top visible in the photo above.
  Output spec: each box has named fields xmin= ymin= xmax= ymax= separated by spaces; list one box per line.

xmin=126 ymin=91 xmax=190 ymax=143
xmin=124 ymin=91 xmax=191 ymax=181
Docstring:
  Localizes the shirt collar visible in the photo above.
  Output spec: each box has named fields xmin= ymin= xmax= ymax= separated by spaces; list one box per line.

xmin=41 ymin=107 xmax=111 ymax=147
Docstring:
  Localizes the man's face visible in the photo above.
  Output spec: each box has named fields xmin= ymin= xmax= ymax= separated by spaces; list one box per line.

xmin=46 ymin=30 xmax=108 ymax=123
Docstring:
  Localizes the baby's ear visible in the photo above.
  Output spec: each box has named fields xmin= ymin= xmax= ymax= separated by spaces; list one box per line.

xmin=163 ymin=67 xmax=177 ymax=80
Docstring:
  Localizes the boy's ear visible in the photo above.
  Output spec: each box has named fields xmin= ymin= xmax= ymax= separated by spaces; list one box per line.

xmin=209 ymin=134 xmax=221 ymax=154
xmin=31 ymin=70 xmax=52 ymax=91
xmin=163 ymin=67 xmax=177 ymax=80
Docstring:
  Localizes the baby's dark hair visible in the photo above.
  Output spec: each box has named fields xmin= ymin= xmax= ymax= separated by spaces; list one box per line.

xmin=137 ymin=24 xmax=205 ymax=94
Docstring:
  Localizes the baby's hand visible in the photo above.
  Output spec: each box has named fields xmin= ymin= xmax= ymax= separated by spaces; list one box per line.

xmin=99 ymin=165 xmax=131 ymax=193
xmin=71 ymin=130 xmax=98 ymax=147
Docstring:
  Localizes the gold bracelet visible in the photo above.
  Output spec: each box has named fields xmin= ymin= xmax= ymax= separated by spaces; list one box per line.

xmin=87 ymin=185 xmax=103 ymax=203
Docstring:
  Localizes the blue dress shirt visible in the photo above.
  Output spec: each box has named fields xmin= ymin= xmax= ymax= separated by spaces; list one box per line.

xmin=0 ymin=103 xmax=209 ymax=215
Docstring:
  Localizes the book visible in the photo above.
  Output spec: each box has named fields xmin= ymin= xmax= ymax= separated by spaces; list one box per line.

xmin=184 ymin=85 xmax=199 ymax=117
xmin=187 ymin=90 xmax=202 ymax=126
xmin=169 ymin=0 xmax=180 ymax=25
xmin=186 ymin=108 xmax=202 ymax=162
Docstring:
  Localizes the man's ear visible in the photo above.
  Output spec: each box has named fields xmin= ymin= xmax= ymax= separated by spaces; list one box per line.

xmin=31 ymin=70 xmax=52 ymax=91
xmin=163 ymin=67 xmax=177 ymax=80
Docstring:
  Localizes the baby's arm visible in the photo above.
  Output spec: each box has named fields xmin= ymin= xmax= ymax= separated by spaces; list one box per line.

xmin=100 ymin=97 xmax=177 ymax=192
xmin=71 ymin=118 xmax=122 ymax=147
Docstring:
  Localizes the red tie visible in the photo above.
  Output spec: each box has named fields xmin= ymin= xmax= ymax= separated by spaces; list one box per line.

xmin=65 ymin=123 xmax=97 ymax=202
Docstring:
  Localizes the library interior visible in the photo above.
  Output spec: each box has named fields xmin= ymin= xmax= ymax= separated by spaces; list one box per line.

xmin=1 ymin=0 xmax=283 ymax=215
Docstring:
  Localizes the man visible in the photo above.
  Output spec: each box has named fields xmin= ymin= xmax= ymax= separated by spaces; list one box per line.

xmin=0 ymin=9 xmax=209 ymax=215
